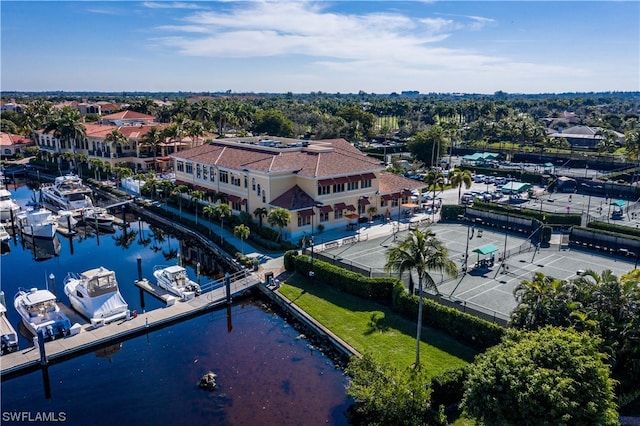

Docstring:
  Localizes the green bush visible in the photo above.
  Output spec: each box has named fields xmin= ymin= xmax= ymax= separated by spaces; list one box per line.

xmin=283 ymin=250 xmax=298 ymax=271
xmin=430 ymin=367 xmax=469 ymax=409
xmin=293 ymin=255 xmax=396 ymax=301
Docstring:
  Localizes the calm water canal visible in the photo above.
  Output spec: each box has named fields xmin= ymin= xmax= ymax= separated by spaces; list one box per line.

xmin=0 ymin=181 xmax=351 ymax=425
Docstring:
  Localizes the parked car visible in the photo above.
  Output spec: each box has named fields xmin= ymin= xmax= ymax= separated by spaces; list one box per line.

xmin=473 ymin=174 xmax=486 ymax=183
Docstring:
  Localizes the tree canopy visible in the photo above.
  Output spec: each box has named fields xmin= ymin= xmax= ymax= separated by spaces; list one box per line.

xmin=461 ymin=326 xmax=618 ymax=426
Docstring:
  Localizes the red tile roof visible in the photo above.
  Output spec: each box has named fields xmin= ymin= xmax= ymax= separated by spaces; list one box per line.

xmin=0 ymin=133 xmax=33 ymax=147
xmin=270 ymin=185 xmax=316 ymax=210
xmin=171 ymin=138 xmax=383 ymax=178
xmin=378 ymin=172 xmax=423 ymax=196
xmin=101 ymin=110 xmax=155 ymax=121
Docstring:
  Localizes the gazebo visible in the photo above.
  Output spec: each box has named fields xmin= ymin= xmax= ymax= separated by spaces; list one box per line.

xmin=472 ymin=243 xmax=498 ymax=269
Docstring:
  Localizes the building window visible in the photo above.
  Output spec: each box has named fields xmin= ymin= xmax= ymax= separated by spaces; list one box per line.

xmin=262 ymin=190 xmax=266 ymax=203
xmin=196 ymin=164 xmax=201 ymax=179
xmin=177 ymin=161 xmax=184 ymax=172
xmin=380 ymin=199 xmax=388 ymax=208
xmin=348 ymin=181 xmax=358 ymax=191
xmin=209 ymin=166 xmax=215 ymax=182
xmin=244 ymin=175 xmax=248 ymax=188
xmin=392 ymin=199 xmax=399 ymax=207
xmin=318 ymin=185 xmax=331 ymax=195
xmin=335 ymin=209 xmax=343 ymax=220
xmin=358 ymin=204 xmax=365 ymax=215
xmin=320 ymin=211 xmax=329 ymax=222
xmin=257 ymin=183 xmax=261 ymax=195
xmin=297 ymin=215 xmax=311 ymax=227
xmin=202 ymin=166 xmax=208 ymax=180
xmin=231 ymin=201 xmax=242 ymax=211
xmin=333 ymin=183 xmax=345 ymax=193
xmin=186 ymin=162 xmax=193 ymax=174
xmin=361 ymin=179 xmax=372 ymax=188
xmin=220 ymin=170 xmax=229 ymax=184
xmin=252 ymin=178 xmax=256 ymax=191
xmin=231 ymin=174 xmax=241 ymax=186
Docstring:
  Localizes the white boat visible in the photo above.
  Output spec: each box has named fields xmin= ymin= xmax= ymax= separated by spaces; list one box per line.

xmin=16 ymin=202 xmax=58 ymax=239
xmin=82 ymin=207 xmax=114 ymax=229
xmin=41 ymin=174 xmax=93 ymax=211
xmin=57 ymin=210 xmax=79 ymax=230
xmin=64 ymin=267 xmax=129 ymax=325
xmin=0 ymin=224 xmax=10 ymax=243
xmin=0 ymin=292 xmax=19 ymax=355
xmin=153 ymin=265 xmax=201 ymax=299
xmin=14 ymin=287 xmax=72 ymax=339
xmin=0 ymin=189 xmax=20 ymax=221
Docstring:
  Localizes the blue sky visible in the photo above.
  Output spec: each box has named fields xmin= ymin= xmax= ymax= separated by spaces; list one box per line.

xmin=2 ymin=1 xmax=638 ymax=94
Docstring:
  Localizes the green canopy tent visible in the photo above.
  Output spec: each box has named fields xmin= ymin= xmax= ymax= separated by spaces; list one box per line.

xmin=472 ymin=243 xmax=498 ymax=268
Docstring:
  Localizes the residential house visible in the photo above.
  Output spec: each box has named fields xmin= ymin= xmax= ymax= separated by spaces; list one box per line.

xmin=0 ymin=133 xmax=34 ymax=158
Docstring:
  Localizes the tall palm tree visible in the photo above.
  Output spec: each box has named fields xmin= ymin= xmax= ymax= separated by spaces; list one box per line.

xmin=449 ymin=168 xmax=473 ymax=203
xmin=141 ymin=126 xmax=162 ymax=172
xmin=104 ymin=128 xmax=128 ymax=160
xmin=267 ymin=207 xmax=290 ymax=242
xmin=385 ymin=229 xmax=458 ymax=367
xmin=185 ymin=120 xmax=205 ymax=149
xmin=234 ymin=224 xmax=250 ymax=255
xmin=191 ymin=190 xmax=205 ymax=225
xmin=43 ymin=106 xmax=86 ymax=161
xmin=171 ymin=184 xmax=189 ymax=217
xmin=213 ymin=203 xmax=232 ymax=244
xmin=253 ymin=207 xmax=268 ymax=228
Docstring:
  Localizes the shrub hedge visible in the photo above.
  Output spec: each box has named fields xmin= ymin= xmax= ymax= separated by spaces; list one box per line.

xmin=587 ymin=221 xmax=640 ymax=238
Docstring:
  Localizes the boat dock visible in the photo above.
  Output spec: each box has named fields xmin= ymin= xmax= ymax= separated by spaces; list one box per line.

xmin=0 ymin=271 xmax=261 ymax=378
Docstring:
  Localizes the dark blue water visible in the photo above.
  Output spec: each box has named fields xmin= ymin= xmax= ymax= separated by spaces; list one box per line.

xmin=1 ymin=181 xmax=351 ymax=425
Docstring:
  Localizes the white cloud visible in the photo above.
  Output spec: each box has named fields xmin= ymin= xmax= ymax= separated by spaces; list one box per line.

xmin=143 ymin=1 xmax=589 ymax=93
xmin=143 ymin=2 xmax=207 ymax=10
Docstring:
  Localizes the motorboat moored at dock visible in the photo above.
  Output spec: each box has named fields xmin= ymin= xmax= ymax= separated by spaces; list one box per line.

xmin=0 ymin=189 xmax=20 ymax=221
xmin=41 ymin=174 xmax=93 ymax=211
xmin=0 ymin=292 xmax=19 ymax=355
xmin=64 ymin=267 xmax=129 ymax=326
xmin=16 ymin=202 xmax=58 ymax=239
xmin=81 ymin=207 xmax=114 ymax=230
xmin=0 ymin=223 xmax=10 ymax=244
xmin=153 ymin=265 xmax=201 ymax=299
xmin=14 ymin=287 xmax=75 ymax=340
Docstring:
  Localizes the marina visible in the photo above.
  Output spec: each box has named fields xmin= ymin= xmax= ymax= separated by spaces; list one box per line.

xmin=1 ymin=270 xmax=260 ymax=377
xmin=1 ymin=179 xmax=352 ymax=425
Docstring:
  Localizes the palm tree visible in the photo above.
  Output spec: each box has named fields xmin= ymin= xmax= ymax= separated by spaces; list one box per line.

xmin=140 ymin=126 xmax=162 ymax=172
xmin=191 ymin=190 xmax=205 ymax=225
xmin=104 ymin=128 xmax=128 ymax=160
xmin=43 ymin=106 xmax=86 ymax=164
xmin=185 ymin=120 xmax=205 ymax=149
xmin=171 ymin=184 xmax=189 ymax=217
xmin=202 ymin=204 xmax=217 ymax=236
xmin=267 ymin=207 xmax=290 ymax=242
xmin=253 ymin=207 xmax=268 ymax=228
xmin=367 ymin=205 xmax=377 ymax=223
xmin=89 ymin=158 xmax=104 ymax=180
xmin=449 ymin=168 xmax=473 ymax=203
xmin=213 ymin=203 xmax=232 ymax=244
xmin=234 ymin=224 xmax=250 ymax=254
xmin=385 ymin=229 xmax=458 ymax=367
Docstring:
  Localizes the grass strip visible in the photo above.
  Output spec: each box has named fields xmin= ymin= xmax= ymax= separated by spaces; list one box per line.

xmin=279 ymin=274 xmax=477 ymax=377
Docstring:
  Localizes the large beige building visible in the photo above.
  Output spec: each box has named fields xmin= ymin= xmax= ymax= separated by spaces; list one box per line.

xmin=172 ymin=136 xmax=422 ymax=241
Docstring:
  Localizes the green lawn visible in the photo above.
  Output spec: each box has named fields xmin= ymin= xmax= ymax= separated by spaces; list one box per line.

xmin=279 ymin=274 xmax=477 ymax=377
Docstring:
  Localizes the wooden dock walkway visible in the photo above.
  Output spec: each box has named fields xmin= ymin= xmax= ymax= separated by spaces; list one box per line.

xmin=0 ymin=272 xmax=262 ymax=378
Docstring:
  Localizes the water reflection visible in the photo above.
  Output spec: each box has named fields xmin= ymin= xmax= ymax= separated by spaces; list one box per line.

xmin=21 ymin=235 xmax=61 ymax=261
